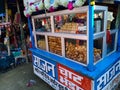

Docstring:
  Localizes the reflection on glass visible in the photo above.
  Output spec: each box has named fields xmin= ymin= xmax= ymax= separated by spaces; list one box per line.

xmin=36 ymin=35 xmax=46 ymax=50
xmin=34 ymin=17 xmax=51 ymax=32
xmin=48 ymin=36 xmax=62 ymax=55
xmin=94 ymin=38 xmax=102 ymax=62
xmin=54 ymin=13 xmax=87 ymax=34
xmin=94 ymin=11 xmax=104 ymax=33
xmin=110 ymin=13 xmax=116 ymax=30
xmin=107 ymin=33 xmax=115 ymax=54
xmin=107 ymin=12 xmax=114 ymax=30
xmin=107 ymin=12 xmax=117 ymax=30
xmin=65 ymin=38 xmax=87 ymax=64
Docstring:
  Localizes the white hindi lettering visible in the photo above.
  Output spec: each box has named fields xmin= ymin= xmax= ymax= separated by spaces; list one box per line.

xmin=59 ymin=66 xmax=67 ymax=77
xmin=59 ymin=66 xmax=83 ymax=85
xmin=97 ymin=74 xmax=106 ymax=90
xmin=60 ymin=75 xmax=68 ymax=86
xmin=73 ymin=75 xmax=83 ymax=85
xmin=47 ymin=62 xmax=55 ymax=77
xmin=33 ymin=55 xmax=55 ymax=77
xmin=97 ymin=60 xmax=120 ymax=90
xmin=59 ymin=75 xmax=84 ymax=90
xmin=106 ymin=67 xmax=115 ymax=82
xmin=33 ymin=55 xmax=40 ymax=67
xmin=115 ymin=60 xmax=120 ymax=73
xmin=41 ymin=60 xmax=47 ymax=71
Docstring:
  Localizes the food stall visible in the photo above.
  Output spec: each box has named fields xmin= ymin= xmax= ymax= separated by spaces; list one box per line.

xmin=24 ymin=0 xmax=120 ymax=90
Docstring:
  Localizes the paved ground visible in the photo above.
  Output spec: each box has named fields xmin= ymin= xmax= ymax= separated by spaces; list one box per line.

xmin=0 ymin=63 xmax=54 ymax=90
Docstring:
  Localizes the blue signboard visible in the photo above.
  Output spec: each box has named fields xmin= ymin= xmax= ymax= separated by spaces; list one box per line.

xmin=95 ymin=59 xmax=120 ymax=90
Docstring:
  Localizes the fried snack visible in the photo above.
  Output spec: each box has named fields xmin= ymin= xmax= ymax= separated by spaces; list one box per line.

xmin=48 ymin=36 xmax=62 ymax=55
xmin=65 ymin=42 xmax=87 ymax=63
xmin=65 ymin=42 xmax=102 ymax=63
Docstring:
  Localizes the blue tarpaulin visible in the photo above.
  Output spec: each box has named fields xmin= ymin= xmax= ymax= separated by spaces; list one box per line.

xmin=0 ymin=13 xmax=5 ymax=17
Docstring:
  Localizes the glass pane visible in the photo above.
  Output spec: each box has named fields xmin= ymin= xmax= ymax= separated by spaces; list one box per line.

xmin=107 ymin=6 xmax=118 ymax=30
xmin=94 ymin=38 xmax=103 ymax=62
xmin=107 ymin=33 xmax=115 ymax=54
xmin=65 ymin=38 xmax=87 ymax=64
xmin=48 ymin=36 xmax=62 ymax=55
xmin=94 ymin=11 xmax=104 ymax=33
xmin=34 ymin=17 xmax=51 ymax=32
xmin=107 ymin=12 xmax=114 ymax=30
xmin=36 ymin=35 xmax=46 ymax=50
xmin=54 ymin=13 xmax=87 ymax=34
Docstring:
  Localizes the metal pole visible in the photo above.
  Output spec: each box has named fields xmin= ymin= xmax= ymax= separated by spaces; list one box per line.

xmin=87 ymin=0 xmax=95 ymax=71
xmin=16 ymin=0 xmax=28 ymax=63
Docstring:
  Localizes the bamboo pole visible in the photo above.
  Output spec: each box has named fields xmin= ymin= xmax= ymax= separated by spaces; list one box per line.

xmin=5 ymin=0 xmax=11 ymax=55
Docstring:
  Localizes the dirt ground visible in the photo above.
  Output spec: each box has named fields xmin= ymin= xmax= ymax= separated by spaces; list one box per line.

xmin=0 ymin=62 xmax=120 ymax=90
xmin=0 ymin=63 xmax=54 ymax=90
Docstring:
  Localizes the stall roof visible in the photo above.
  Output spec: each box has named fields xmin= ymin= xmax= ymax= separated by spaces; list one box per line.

xmin=96 ymin=0 xmax=120 ymax=4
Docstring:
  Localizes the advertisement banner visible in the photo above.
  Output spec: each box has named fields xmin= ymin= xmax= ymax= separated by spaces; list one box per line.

xmin=57 ymin=63 xmax=92 ymax=90
xmin=33 ymin=54 xmax=92 ymax=90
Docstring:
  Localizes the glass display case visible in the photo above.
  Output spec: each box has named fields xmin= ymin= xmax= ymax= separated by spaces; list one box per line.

xmin=34 ymin=17 xmax=51 ymax=32
xmin=65 ymin=38 xmax=87 ymax=64
xmin=32 ymin=5 xmax=118 ymax=65
xmin=48 ymin=36 xmax=62 ymax=55
xmin=54 ymin=13 xmax=87 ymax=34
xmin=36 ymin=35 xmax=46 ymax=50
xmin=94 ymin=10 xmax=104 ymax=33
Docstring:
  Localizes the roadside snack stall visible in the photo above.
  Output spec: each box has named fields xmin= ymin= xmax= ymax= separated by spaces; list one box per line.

xmin=24 ymin=0 xmax=120 ymax=90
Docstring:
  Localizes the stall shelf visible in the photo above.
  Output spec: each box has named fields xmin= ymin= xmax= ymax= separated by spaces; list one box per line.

xmin=26 ymin=1 xmax=120 ymax=90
